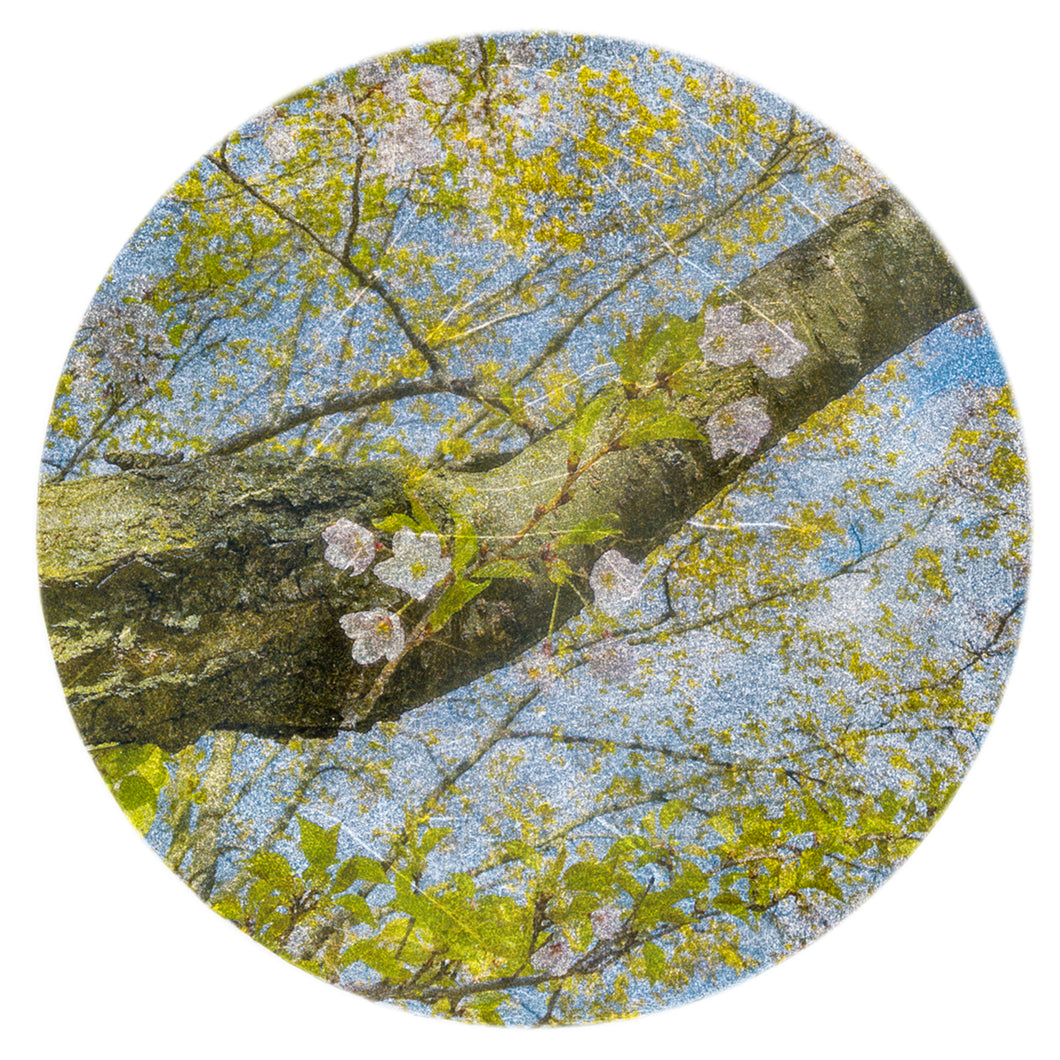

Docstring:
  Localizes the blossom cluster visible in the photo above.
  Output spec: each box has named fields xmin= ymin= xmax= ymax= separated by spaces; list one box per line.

xmin=262 ymin=117 xmax=298 ymax=163
xmin=529 ymin=906 xmax=624 ymax=977
xmin=374 ymin=102 xmax=445 ymax=179
xmin=322 ymin=520 xmax=451 ymax=665
xmin=72 ymin=281 xmax=171 ymax=402
xmin=697 ymin=304 xmax=808 ymax=379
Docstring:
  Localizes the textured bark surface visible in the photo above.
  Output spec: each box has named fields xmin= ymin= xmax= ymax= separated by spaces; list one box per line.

xmin=39 ymin=190 xmax=973 ymax=749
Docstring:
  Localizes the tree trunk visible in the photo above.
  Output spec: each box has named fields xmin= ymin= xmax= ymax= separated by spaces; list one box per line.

xmin=38 ymin=190 xmax=972 ymax=750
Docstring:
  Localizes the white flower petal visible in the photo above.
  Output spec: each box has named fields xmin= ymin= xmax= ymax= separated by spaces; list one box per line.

xmin=339 ymin=609 xmax=405 ymax=664
xmin=707 ymin=396 xmax=772 ymax=460
xmin=375 ymin=529 xmax=451 ymax=600
xmin=322 ymin=519 xmax=376 ymax=574
xmin=751 ymin=322 xmax=809 ymax=378
xmin=589 ymin=550 xmax=644 ymax=618
xmin=590 ymin=906 xmax=623 ymax=940
xmin=530 ymin=938 xmax=574 ymax=976
xmin=699 ymin=306 xmax=807 ymax=379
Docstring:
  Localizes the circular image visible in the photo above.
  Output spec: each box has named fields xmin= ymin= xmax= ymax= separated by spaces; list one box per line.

xmin=38 ymin=32 xmax=1028 ymax=1026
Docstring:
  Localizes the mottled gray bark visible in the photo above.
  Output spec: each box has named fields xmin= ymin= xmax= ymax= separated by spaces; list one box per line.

xmin=39 ymin=190 xmax=973 ymax=749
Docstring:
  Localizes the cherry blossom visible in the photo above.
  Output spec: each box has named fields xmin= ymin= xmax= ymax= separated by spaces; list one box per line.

xmin=316 ymin=90 xmax=351 ymax=122
xmin=382 ymin=74 xmax=410 ymax=105
xmin=698 ymin=305 xmax=808 ymax=379
xmin=375 ymin=103 xmax=444 ymax=179
xmin=522 ymin=647 xmax=559 ymax=689
xmin=339 ymin=609 xmax=405 ymax=665
xmin=502 ymin=36 xmax=538 ymax=69
xmin=590 ymin=906 xmax=623 ymax=940
xmin=587 ymin=639 xmax=636 ymax=683
xmin=706 ymin=396 xmax=772 ymax=460
xmin=355 ymin=59 xmax=386 ymax=86
xmin=416 ymin=68 xmax=458 ymax=103
xmin=531 ymin=937 xmax=574 ymax=976
xmin=589 ymin=550 xmax=644 ymax=617
xmin=697 ymin=305 xmax=754 ymax=366
xmin=262 ymin=120 xmax=298 ymax=163
xmin=68 ymin=351 xmax=97 ymax=401
xmin=374 ymin=528 xmax=451 ymax=600
xmin=951 ymin=310 xmax=986 ymax=339
xmin=749 ymin=321 xmax=808 ymax=378
xmin=322 ymin=519 xmax=376 ymax=574
xmin=836 ymin=143 xmax=886 ymax=198
xmin=77 ymin=289 xmax=170 ymax=400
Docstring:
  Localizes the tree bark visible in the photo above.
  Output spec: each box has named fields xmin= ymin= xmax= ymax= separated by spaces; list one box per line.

xmin=38 ymin=190 xmax=973 ymax=750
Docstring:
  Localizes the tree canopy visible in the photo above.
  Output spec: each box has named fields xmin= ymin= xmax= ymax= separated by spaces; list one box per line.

xmin=38 ymin=33 xmax=1028 ymax=1025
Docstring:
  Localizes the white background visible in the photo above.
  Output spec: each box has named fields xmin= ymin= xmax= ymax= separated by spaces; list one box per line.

xmin=4 ymin=2 xmax=1056 ymax=1056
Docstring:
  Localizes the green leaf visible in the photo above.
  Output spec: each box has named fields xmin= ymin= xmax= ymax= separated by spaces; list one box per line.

xmin=811 ymin=874 xmax=844 ymax=901
xmin=712 ymin=892 xmax=748 ymax=919
xmin=564 ymin=860 xmax=613 ymax=894
xmin=344 ymin=939 xmax=409 ymax=979
xmin=473 ymin=559 xmax=534 ymax=582
xmin=115 ymin=774 xmax=156 ymax=813
xmin=212 ymin=895 xmax=243 ymax=923
xmin=660 ymin=799 xmax=686 ymax=830
xmin=407 ymin=492 xmax=440 ymax=533
xmin=643 ymin=941 xmax=666 ymax=985
xmin=556 ymin=516 xmax=618 ymax=549
xmin=332 ymin=857 xmax=360 ymax=894
xmin=297 ymin=815 xmax=339 ymax=870
xmin=419 ymin=826 xmax=452 ymax=856
xmin=622 ymin=412 xmax=705 ymax=449
xmin=463 ymin=992 xmax=506 ymax=1026
xmin=245 ymin=852 xmax=297 ymax=892
xmin=336 ymin=894 xmax=376 ymax=926
xmin=428 ymin=577 xmax=488 ymax=631
xmin=374 ymin=513 xmax=422 ymax=535
xmin=452 ymin=514 xmax=478 ymax=576
xmin=709 ymin=813 xmax=736 ymax=842
xmin=502 ymin=840 xmax=543 ymax=871
xmin=348 ymin=855 xmax=390 ymax=885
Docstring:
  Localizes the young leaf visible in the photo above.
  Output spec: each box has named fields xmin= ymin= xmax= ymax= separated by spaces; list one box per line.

xmin=473 ymin=559 xmax=534 ymax=582
xmin=556 ymin=515 xmax=618 ymax=549
xmin=297 ymin=815 xmax=339 ymax=870
xmin=643 ymin=941 xmax=666 ymax=984
xmin=428 ymin=577 xmax=489 ymax=631
xmin=565 ymin=391 xmax=614 ymax=458
xmin=374 ymin=512 xmax=422 ymax=535
xmin=502 ymin=840 xmax=543 ymax=872
xmin=660 ymin=799 xmax=686 ymax=831
xmin=452 ymin=513 xmax=478 ymax=576
xmin=336 ymin=893 xmax=376 ymax=926
xmin=622 ymin=412 xmax=706 ymax=449
xmin=546 ymin=556 xmax=574 ymax=586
